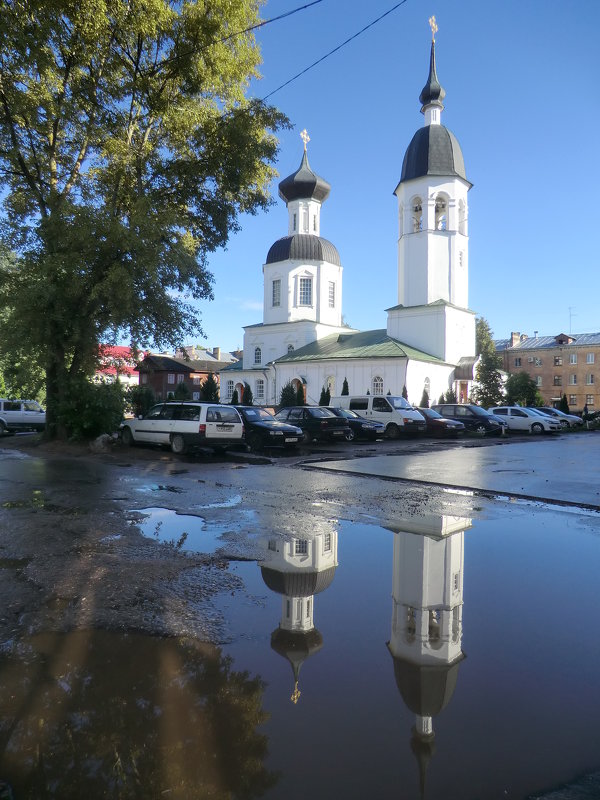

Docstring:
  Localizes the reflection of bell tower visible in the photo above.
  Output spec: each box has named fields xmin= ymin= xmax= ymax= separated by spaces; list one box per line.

xmin=387 ymin=514 xmax=471 ymax=798
xmin=260 ymin=528 xmax=338 ymax=703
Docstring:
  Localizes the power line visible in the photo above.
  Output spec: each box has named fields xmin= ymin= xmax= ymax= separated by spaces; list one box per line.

xmin=261 ymin=0 xmax=411 ymax=101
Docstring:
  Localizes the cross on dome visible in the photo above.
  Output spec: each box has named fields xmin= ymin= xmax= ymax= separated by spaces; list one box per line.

xmin=300 ymin=128 xmax=310 ymax=151
xmin=429 ymin=15 xmax=438 ymax=41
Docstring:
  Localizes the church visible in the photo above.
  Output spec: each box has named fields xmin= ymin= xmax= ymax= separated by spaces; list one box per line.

xmin=221 ymin=23 xmax=476 ymax=407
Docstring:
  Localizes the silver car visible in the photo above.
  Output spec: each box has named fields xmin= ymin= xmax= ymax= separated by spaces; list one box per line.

xmin=488 ymin=406 xmax=561 ymax=434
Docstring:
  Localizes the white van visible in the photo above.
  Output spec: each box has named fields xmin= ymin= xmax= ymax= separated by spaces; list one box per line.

xmin=329 ymin=395 xmax=426 ymax=438
xmin=0 ymin=399 xmax=46 ymax=434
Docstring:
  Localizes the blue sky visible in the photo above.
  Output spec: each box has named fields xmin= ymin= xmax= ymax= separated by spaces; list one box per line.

xmin=195 ymin=0 xmax=600 ymax=354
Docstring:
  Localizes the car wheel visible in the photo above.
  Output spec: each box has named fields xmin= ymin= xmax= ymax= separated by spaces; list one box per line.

xmin=531 ymin=422 xmax=544 ymax=434
xmin=474 ymin=424 xmax=487 ymax=435
xmin=344 ymin=428 xmax=355 ymax=442
xmin=171 ymin=433 xmax=187 ymax=454
xmin=121 ymin=426 xmax=134 ymax=446
xmin=560 ymin=420 xmax=569 ymax=428
xmin=386 ymin=423 xmax=400 ymax=439
xmin=302 ymin=430 xmax=312 ymax=444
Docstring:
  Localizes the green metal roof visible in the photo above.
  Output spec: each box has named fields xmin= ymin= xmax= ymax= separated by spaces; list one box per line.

xmin=274 ymin=329 xmax=447 ymax=364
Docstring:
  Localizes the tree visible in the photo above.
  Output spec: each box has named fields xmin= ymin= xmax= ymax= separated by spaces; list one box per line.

xmin=559 ymin=393 xmax=570 ymax=413
xmin=318 ymin=386 xmax=330 ymax=406
xmin=471 ymin=317 xmax=504 ymax=407
xmin=173 ymin=381 xmax=191 ymax=401
xmin=295 ymin=383 xmax=305 ymax=406
xmin=126 ymin=385 xmax=155 ymax=417
xmin=231 ymin=388 xmax=239 ymax=406
xmin=341 ymin=378 xmax=349 ymax=396
xmin=0 ymin=1 xmax=287 ymax=438
xmin=201 ymin=373 xmax=219 ymax=402
xmin=505 ymin=372 xmax=543 ymax=406
xmin=420 ymin=389 xmax=429 ymax=408
xmin=279 ymin=382 xmax=296 ymax=408
xmin=242 ymin=382 xmax=253 ymax=406
xmin=444 ymin=388 xmax=457 ymax=403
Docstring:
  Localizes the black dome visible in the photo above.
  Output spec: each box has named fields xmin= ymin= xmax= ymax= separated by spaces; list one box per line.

xmin=261 ymin=565 xmax=337 ymax=596
xmin=278 ymin=150 xmax=331 ymax=203
xmin=399 ymin=124 xmax=469 ymax=185
xmin=391 ymin=657 xmax=463 ymax=716
xmin=266 ymin=234 xmax=341 ymax=266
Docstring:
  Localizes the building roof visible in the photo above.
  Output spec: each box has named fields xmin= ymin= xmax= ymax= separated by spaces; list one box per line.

xmin=261 ymin=566 xmax=337 ymax=597
xmin=278 ymin=149 xmax=331 ymax=204
xmin=454 ymin=356 xmax=479 ymax=380
xmin=391 ymin=656 xmax=464 ymax=717
xmin=495 ymin=332 xmax=600 ymax=352
xmin=398 ymin=124 xmax=469 ymax=185
xmin=266 ymin=233 xmax=341 ymax=266
xmin=419 ymin=39 xmax=446 ymax=111
xmin=274 ymin=329 xmax=447 ymax=365
xmin=138 ymin=354 xmax=227 ymax=373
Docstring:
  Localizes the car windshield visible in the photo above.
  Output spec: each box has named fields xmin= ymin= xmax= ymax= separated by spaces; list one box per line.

xmin=308 ymin=407 xmax=335 ymax=418
xmin=420 ymin=407 xmax=440 ymax=419
xmin=331 ymin=408 xmax=358 ymax=419
xmin=241 ymin=408 xmax=273 ymax=420
xmin=388 ymin=396 xmax=414 ymax=410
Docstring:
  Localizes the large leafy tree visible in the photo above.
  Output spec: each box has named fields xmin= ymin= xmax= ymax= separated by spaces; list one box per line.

xmin=471 ymin=317 xmax=504 ymax=407
xmin=505 ymin=372 xmax=543 ymax=407
xmin=0 ymin=0 xmax=287 ymax=437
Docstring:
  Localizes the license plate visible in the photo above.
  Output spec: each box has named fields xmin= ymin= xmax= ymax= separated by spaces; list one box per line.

xmin=285 ymin=437 xmax=298 ymax=443
xmin=333 ymin=430 xmax=344 ymax=436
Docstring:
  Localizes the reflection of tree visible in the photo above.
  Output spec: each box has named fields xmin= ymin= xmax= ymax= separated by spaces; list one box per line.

xmin=0 ymin=630 xmax=278 ymax=799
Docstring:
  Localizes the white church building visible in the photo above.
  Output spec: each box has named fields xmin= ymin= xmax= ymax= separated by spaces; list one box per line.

xmin=221 ymin=28 xmax=477 ymax=407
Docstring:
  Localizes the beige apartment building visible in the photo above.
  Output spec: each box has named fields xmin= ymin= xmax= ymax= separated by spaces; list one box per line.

xmin=496 ymin=331 xmax=600 ymax=412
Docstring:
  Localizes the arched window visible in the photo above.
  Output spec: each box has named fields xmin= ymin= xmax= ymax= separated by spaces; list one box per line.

xmin=254 ymin=347 xmax=262 ymax=365
xmin=435 ymin=194 xmax=448 ymax=230
xmin=372 ymin=376 xmax=384 ymax=395
xmin=412 ymin=197 xmax=423 ymax=232
xmin=287 ymin=343 xmax=294 ymax=354
xmin=326 ymin=375 xmax=335 ymax=394
xmin=255 ymin=378 xmax=265 ymax=400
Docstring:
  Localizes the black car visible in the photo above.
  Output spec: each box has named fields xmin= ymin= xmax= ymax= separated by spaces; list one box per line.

xmin=328 ymin=407 xmax=385 ymax=441
xmin=430 ymin=403 xmax=502 ymax=435
xmin=235 ymin=406 xmax=302 ymax=450
xmin=274 ymin=406 xmax=351 ymax=443
xmin=417 ymin=407 xmax=466 ymax=437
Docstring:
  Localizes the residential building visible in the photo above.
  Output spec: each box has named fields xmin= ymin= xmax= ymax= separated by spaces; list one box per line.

xmin=137 ymin=353 xmax=231 ymax=401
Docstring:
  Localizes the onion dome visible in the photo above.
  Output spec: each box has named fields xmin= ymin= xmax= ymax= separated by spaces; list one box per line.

xmin=278 ymin=150 xmax=331 ymax=204
xmin=419 ymin=40 xmax=445 ymax=112
xmin=391 ymin=657 xmax=464 ymax=717
xmin=399 ymin=125 xmax=468 ymax=184
xmin=266 ymin=233 xmax=341 ymax=266
xmin=261 ymin=565 xmax=337 ymax=596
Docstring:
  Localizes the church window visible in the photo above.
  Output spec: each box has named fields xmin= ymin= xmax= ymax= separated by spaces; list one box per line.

xmin=428 ymin=610 xmax=441 ymax=643
xmin=435 ymin=195 xmax=448 ymax=230
xmin=323 ymin=532 xmax=331 ymax=552
xmin=287 ymin=344 xmax=294 ymax=354
xmin=272 ymin=279 xmax=281 ymax=307
xmin=226 ymin=380 xmax=234 ymax=400
xmin=453 ymin=571 xmax=460 ymax=592
xmin=328 ymin=281 xmax=335 ymax=308
xmin=306 ymin=599 xmax=311 ymax=618
xmin=255 ymin=378 xmax=265 ymax=399
xmin=326 ymin=375 xmax=335 ymax=394
xmin=302 ymin=208 xmax=309 ymax=232
xmin=254 ymin=347 xmax=262 ymax=365
xmin=299 ymin=277 xmax=312 ymax=306
xmin=295 ymin=539 xmax=308 ymax=555
xmin=411 ymin=197 xmax=423 ymax=232
xmin=570 ymin=353 xmax=578 ymax=365
xmin=372 ymin=376 xmax=384 ymax=396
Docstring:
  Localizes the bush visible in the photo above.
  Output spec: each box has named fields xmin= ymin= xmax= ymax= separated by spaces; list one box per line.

xmin=243 ymin=382 xmax=253 ymax=406
xmin=201 ymin=373 xmax=219 ymax=402
xmin=173 ymin=381 xmax=191 ymax=401
xmin=231 ymin=388 xmax=239 ymax=405
xmin=125 ymin=385 xmax=156 ymax=417
xmin=420 ymin=389 xmax=429 ymax=408
xmin=295 ymin=383 xmax=305 ymax=405
xmin=58 ymin=379 xmax=125 ymax=440
xmin=279 ymin=382 xmax=296 ymax=408
xmin=341 ymin=378 xmax=349 ymax=396
xmin=319 ymin=386 xmax=331 ymax=406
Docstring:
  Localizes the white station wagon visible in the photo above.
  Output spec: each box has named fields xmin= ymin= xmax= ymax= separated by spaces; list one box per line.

xmin=121 ymin=402 xmax=244 ymax=454
xmin=0 ymin=399 xmax=46 ymax=434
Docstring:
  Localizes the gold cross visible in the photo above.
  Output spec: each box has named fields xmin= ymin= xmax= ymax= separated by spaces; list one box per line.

xmin=300 ymin=128 xmax=310 ymax=151
xmin=429 ymin=15 xmax=438 ymax=41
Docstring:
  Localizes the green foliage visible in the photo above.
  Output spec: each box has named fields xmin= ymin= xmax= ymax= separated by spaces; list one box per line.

xmin=243 ymin=382 xmax=253 ymax=406
xmin=231 ymin=388 xmax=239 ymax=405
xmin=295 ymin=383 xmax=305 ymax=406
xmin=420 ymin=389 xmax=430 ymax=408
xmin=201 ymin=373 xmax=219 ymax=402
xmin=445 ymin=388 xmax=457 ymax=403
xmin=319 ymin=386 xmax=331 ymax=406
xmin=505 ymin=372 xmax=543 ymax=407
xmin=341 ymin=377 xmax=349 ymax=396
xmin=279 ymin=382 xmax=296 ymax=408
xmin=58 ymin=379 xmax=125 ymax=440
xmin=472 ymin=317 xmax=504 ymax=407
xmin=0 ymin=1 xmax=288 ymax=438
xmin=439 ymin=393 xmax=445 ymax=404
xmin=402 ymin=385 xmax=408 ymax=400
xmin=125 ymin=385 xmax=156 ymax=417
xmin=173 ymin=381 xmax=191 ymax=401
xmin=559 ymin=393 xmax=570 ymax=413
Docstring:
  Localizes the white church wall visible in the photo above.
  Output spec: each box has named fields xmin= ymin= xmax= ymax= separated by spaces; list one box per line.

xmin=387 ymin=305 xmax=448 ymax=361
xmin=444 ymin=305 xmax=476 ymax=363
xmin=405 ymin=359 xmax=454 ymax=406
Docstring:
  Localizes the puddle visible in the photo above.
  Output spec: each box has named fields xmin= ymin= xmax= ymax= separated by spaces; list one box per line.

xmin=130 ymin=507 xmax=239 ymax=554
xmin=136 ymin=483 xmax=186 ymax=494
xmin=194 ymin=494 xmax=242 ymax=509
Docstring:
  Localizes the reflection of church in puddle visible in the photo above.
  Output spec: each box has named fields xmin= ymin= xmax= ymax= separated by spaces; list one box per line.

xmin=259 ymin=526 xmax=338 ymax=703
xmin=387 ymin=515 xmax=471 ymax=798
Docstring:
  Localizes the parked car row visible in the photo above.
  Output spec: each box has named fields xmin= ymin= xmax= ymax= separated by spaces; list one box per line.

xmin=119 ymin=399 xmax=582 ymax=455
